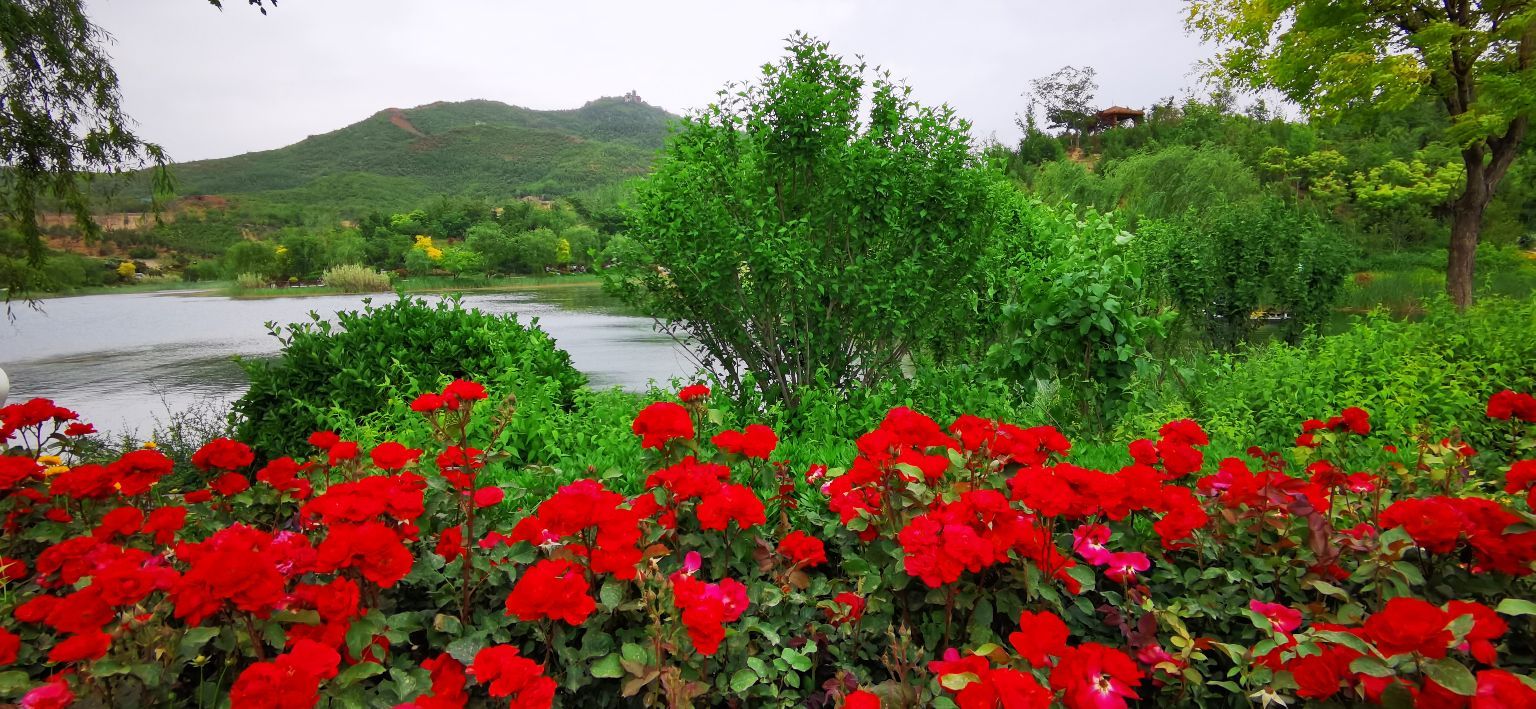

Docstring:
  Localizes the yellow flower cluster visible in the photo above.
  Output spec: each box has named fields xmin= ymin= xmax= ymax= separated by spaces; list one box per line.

xmin=413 ymin=235 xmax=444 ymax=261
xmin=38 ymin=455 xmax=69 ymax=477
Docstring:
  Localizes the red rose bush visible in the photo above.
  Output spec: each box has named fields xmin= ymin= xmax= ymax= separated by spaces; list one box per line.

xmin=0 ymin=385 xmax=1532 ymax=707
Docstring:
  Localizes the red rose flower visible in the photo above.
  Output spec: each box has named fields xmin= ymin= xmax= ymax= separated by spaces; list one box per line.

xmin=1476 ymin=669 xmax=1536 ymax=705
xmin=777 ymin=530 xmax=827 ymax=568
xmin=1009 ymin=610 xmax=1069 ymax=666
xmin=436 ymin=446 xmax=483 ymax=489
xmin=1339 ymin=407 xmax=1371 ymax=435
xmin=844 ymin=689 xmax=880 ymax=709
xmin=93 ymin=506 xmax=144 ymax=540
xmin=1049 ymin=643 xmax=1143 ymax=709
xmin=471 ymin=645 xmax=555 ymax=705
xmin=1380 ymin=497 xmax=1465 ymax=554
xmin=48 ymin=630 xmax=112 ymax=663
xmin=631 ymin=402 xmax=694 ymax=449
xmin=512 ymin=479 xmax=645 ymax=580
xmin=190 ymin=437 xmax=254 ymax=471
xmin=671 ymin=573 xmax=749 ymax=655
xmin=1446 ymin=600 xmax=1507 ymax=665
xmin=410 ymin=392 xmax=446 ymax=413
xmin=0 ymin=557 xmax=26 ymax=582
xmin=1487 ymin=389 xmax=1536 ymax=422
xmin=229 ymin=641 xmax=337 ymax=709
xmin=256 ymin=457 xmax=312 ymax=499
xmin=1284 ymin=645 xmax=1355 ymax=700
xmin=107 ymin=449 xmax=175 ymax=496
xmin=20 ymin=679 xmax=73 ymax=709
xmin=183 ymin=489 xmax=213 ymax=504
xmin=711 ymin=424 xmax=778 ymax=459
xmin=1506 ymin=460 xmax=1536 ymax=494
xmin=505 ymin=559 xmax=596 ymax=625
xmin=1249 ymin=600 xmax=1302 ymax=634
xmin=678 ymin=383 xmax=710 ymax=402
xmin=315 ymin=522 xmax=414 ymax=588
xmin=171 ymin=525 xmax=288 ymax=625
xmin=696 ymin=484 xmax=766 ymax=532
xmin=1364 ymin=597 xmax=1452 ymax=658
xmin=897 ymin=513 xmax=995 ymax=587
xmin=307 ymin=430 xmax=341 ymax=449
xmin=827 ymin=592 xmax=866 ymax=626
xmin=327 ymin=441 xmax=360 ymax=466
xmin=0 ymin=627 xmax=19 ymax=666
xmin=210 ymin=472 xmax=250 ymax=496
xmin=441 ymin=379 xmax=488 ymax=407
xmin=370 ymin=442 xmax=423 ymax=471
xmin=473 ymin=486 xmax=504 ymax=508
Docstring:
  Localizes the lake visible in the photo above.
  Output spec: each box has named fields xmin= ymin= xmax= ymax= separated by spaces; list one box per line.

xmin=0 ymin=283 xmax=694 ymax=437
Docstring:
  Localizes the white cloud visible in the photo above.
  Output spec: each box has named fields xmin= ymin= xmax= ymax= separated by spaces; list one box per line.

xmin=87 ymin=0 xmax=1215 ymax=161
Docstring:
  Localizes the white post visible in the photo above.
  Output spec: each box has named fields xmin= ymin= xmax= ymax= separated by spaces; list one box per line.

xmin=0 ymin=366 xmax=8 ymax=404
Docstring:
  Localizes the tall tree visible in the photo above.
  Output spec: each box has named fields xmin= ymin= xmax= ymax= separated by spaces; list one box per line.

xmin=1187 ymin=0 xmax=1535 ymax=309
xmin=1 ymin=0 xmax=166 ymax=290
xmin=1 ymin=0 xmax=267 ymax=298
xmin=1029 ymin=65 xmax=1099 ymax=150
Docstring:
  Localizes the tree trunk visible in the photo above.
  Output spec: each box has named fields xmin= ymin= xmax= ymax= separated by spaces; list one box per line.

xmin=1446 ymin=193 xmax=1483 ymax=311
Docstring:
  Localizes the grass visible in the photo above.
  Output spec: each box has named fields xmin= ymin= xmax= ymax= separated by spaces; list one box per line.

xmin=1336 ymin=248 xmax=1536 ymax=316
xmin=26 ymin=278 xmax=224 ymax=299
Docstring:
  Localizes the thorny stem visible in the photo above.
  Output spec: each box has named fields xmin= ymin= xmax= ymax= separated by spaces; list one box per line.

xmin=458 ymin=420 xmax=477 ymax=626
xmin=942 ymin=584 xmax=957 ymax=650
xmin=243 ymin=613 xmax=266 ymax=662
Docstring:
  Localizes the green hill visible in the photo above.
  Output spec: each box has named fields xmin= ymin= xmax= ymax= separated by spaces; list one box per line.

xmin=151 ymin=96 xmax=675 ymax=214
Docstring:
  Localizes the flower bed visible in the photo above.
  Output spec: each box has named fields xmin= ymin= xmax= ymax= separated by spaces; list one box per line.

xmin=1 ymin=383 xmax=1534 ymax=707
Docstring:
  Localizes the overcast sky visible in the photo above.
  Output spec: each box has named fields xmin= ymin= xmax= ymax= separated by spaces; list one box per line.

xmin=87 ymin=0 xmax=1216 ymax=162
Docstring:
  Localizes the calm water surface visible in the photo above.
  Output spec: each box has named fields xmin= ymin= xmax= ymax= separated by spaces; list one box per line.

xmin=1 ymin=284 xmax=692 ymax=436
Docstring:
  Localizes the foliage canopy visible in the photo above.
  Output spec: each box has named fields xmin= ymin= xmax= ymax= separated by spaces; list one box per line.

xmin=607 ymin=33 xmax=997 ymax=407
xmin=1186 ymin=0 xmax=1534 ymax=308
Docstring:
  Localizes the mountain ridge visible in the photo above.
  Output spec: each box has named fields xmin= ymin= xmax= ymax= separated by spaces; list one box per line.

xmin=149 ymin=96 xmax=677 ymax=214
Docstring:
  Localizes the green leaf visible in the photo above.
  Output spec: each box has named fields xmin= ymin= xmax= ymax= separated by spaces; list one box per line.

xmin=730 ymin=668 xmax=759 ymax=692
xmin=1495 ymin=599 xmax=1536 ymax=617
xmin=1349 ymin=656 xmax=1396 ymax=678
xmin=621 ymin=643 xmax=648 ymax=664
xmin=781 ymin=648 xmax=813 ymax=672
xmin=335 ymin=662 xmax=386 ymax=688
xmin=1420 ymin=658 xmax=1476 ymax=696
xmin=178 ymin=626 xmax=221 ymax=658
xmin=444 ymin=637 xmax=483 ymax=665
xmin=388 ymin=668 xmax=421 ymax=702
xmin=1306 ymin=579 xmax=1349 ymax=600
xmin=940 ymin=672 xmax=981 ymax=691
xmin=591 ymin=653 xmax=624 ymax=679
xmin=1312 ymin=630 xmax=1372 ymax=655
xmin=0 ymin=671 xmax=31 ymax=697
xmin=600 ymin=580 xmax=624 ymax=609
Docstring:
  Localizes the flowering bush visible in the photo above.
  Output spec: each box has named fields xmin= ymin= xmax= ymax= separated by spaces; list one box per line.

xmin=1 ymin=382 xmax=1534 ymax=707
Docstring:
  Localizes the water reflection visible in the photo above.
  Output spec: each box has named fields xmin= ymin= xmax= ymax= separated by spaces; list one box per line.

xmin=1 ymin=285 xmax=692 ymax=436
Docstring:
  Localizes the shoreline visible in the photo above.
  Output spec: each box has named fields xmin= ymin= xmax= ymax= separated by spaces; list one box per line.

xmin=20 ymin=274 xmax=603 ymax=302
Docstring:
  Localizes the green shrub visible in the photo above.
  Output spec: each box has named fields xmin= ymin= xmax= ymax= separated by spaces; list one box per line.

xmin=607 ymin=34 xmax=998 ymax=407
xmin=181 ymin=260 xmax=223 ymax=282
xmin=233 ymin=272 xmax=266 ymax=290
xmin=1123 ymin=296 xmax=1536 ymax=458
xmin=232 ymin=295 xmax=588 ymax=456
xmin=1100 ymin=144 xmax=1262 ymax=224
xmin=319 ymin=263 xmax=391 ymax=293
xmin=1138 ymin=199 xmax=1355 ymax=349
xmin=984 ymin=203 xmax=1168 ymax=430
